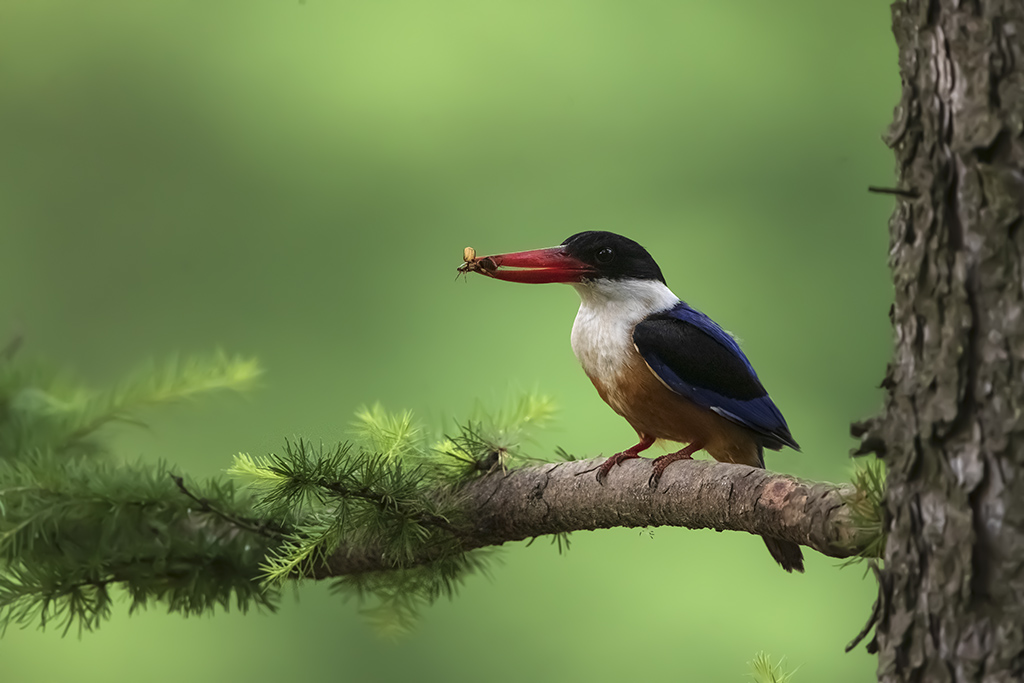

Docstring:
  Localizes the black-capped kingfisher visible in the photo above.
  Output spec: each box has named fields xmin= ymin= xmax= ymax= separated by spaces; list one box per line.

xmin=459 ymin=231 xmax=804 ymax=572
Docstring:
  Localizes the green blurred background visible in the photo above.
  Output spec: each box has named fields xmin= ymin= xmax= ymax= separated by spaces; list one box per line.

xmin=0 ymin=1 xmax=896 ymax=680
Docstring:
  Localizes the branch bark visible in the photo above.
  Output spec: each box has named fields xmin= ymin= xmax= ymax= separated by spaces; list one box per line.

xmin=318 ymin=457 xmax=870 ymax=578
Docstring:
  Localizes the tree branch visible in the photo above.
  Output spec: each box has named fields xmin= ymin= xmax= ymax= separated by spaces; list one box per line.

xmin=317 ymin=457 xmax=868 ymax=578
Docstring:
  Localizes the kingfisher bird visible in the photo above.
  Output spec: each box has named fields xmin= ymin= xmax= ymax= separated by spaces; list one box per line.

xmin=459 ymin=230 xmax=804 ymax=572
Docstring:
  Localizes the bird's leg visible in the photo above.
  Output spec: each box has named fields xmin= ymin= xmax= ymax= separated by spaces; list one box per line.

xmin=595 ymin=434 xmax=656 ymax=484
xmin=648 ymin=442 xmax=704 ymax=488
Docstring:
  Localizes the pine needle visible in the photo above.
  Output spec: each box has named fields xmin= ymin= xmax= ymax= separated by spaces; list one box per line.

xmin=352 ymin=404 xmax=422 ymax=460
xmin=0 ymin=351 xmax=274 ymax=635
xmin=749 ymin=651 xmax=797 ymax=683
xmin=2 ymin=350 xmax=563 ymax=636
xmin=69 ymin=351 xmax=262 ymax=438
xmin=841 ymin=459 xmax=887 ymax=565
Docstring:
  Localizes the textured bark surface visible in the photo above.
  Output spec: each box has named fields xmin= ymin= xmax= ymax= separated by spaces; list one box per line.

xmin=318 ymin=457 xmax=869 ymax=577
xmin=854 ymin=1 xmax=1024 ymax=680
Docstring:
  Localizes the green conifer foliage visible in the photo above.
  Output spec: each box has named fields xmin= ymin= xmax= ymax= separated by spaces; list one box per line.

xmin=0 ymin=344 xmax=884 ymax=638
xmin=0 ymin=349 xmax=274 ymax=634
xmin=0 ymin=344 xmax=556 ymax=635
xmin=230 ymin=395 xmax=555 ymax=634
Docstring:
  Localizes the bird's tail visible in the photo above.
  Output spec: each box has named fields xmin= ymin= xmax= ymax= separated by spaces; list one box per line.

xmin=755 ymin=444 xmax=805 ymax=573
xmin=762 ymin=537 xmax=805 ymax=573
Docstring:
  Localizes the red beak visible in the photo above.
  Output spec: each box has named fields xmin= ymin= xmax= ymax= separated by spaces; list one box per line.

xmin=465 ymin=246 xmax=594 ymax=284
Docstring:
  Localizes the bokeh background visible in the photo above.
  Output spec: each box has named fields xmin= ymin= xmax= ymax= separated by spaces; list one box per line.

xmin=1 ymin=1 xmax=897 ymax=681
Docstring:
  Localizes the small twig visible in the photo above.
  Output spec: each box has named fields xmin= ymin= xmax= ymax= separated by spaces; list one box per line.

xmin=316 ymin=478 xmax=460 ymax=533
xmin=846 ymin=561 xmax=884 ymax=652
xmin=868 ymin=185 xmax=919 ymax=198
xmin=169 ymin=474 xmax=286 ymax=540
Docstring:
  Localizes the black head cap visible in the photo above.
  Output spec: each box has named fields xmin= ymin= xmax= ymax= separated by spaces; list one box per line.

xmin=561 ymin=231 xmax=665 ymax=284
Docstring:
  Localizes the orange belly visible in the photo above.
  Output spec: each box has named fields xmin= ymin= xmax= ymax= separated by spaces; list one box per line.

xmin=587 ymin=349 xmax=762 ymax=468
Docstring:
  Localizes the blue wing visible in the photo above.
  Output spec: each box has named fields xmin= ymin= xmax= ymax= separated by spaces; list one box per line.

xmin=632 ymin=302 xmax=798 ymax=451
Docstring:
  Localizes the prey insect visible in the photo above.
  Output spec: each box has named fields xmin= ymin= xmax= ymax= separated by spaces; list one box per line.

xmin=456 ymin=246 xmax=497 ymax=279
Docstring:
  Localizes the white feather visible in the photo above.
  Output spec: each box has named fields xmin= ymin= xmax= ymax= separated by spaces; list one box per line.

xmin=569 ymin=279 xmax=679 ymax=380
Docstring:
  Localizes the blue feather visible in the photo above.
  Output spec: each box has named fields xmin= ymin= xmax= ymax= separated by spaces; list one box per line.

xmin=633 ymin=302 xmax=798 ymax=450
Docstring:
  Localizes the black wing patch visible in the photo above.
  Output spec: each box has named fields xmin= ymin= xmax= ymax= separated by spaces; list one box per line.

xmin=633 ymin=316 xmax=766 ymax=401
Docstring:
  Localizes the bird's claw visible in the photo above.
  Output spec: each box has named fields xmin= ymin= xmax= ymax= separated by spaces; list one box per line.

xmin=647 ymin=448 xmax=699 ymax=488
xmin=594 ymin=451 xmax=641 ymax=485
xmin=648 ymin=458 xmax=672 ymax=488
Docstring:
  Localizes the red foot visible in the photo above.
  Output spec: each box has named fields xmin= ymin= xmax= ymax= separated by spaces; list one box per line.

xmin=595 ymin=435 xmax=655 ymax=484
xmin=649 ymin=442 xmax=704 ymax=488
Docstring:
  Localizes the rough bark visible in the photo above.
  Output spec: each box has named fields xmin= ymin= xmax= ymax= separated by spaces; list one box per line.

xmin=318 ymin=457 xmax=870 ymax=577
xmin=854 ymin=1 xmax=1024 ymax=681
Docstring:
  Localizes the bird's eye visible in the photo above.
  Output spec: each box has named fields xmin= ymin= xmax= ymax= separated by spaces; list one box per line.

xmin=596 ymin=247 xmax=614 ymax=263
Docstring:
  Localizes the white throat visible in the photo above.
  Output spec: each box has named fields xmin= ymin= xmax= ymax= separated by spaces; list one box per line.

xmin=569 ymin=278 xmax=679 ymax=380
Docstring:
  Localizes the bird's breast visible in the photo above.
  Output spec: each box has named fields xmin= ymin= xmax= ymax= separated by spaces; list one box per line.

xmin=569 ymin=278 xmax=681 ymax=381
xmin=570 ymin=301 xmax=637 ymax=384
xmin=570 ymin=302 xmax=659 ymax=424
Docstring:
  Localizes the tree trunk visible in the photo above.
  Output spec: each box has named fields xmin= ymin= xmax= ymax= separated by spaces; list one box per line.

xmin=856 ymin=1 xmax=1024 ymax=680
